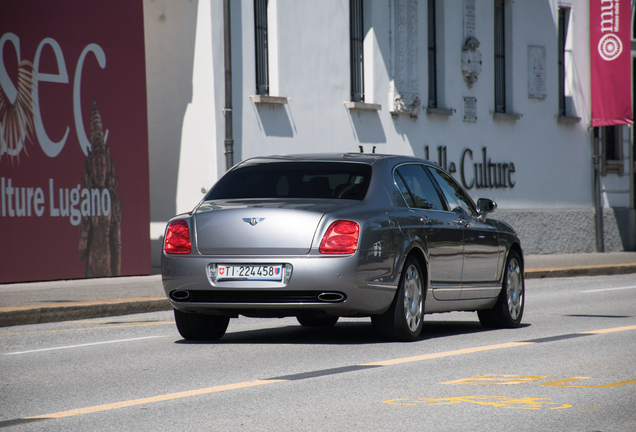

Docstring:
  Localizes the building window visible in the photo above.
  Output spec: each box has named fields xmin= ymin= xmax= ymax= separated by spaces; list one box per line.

xmin=494 ymin=0 xmax=505 ymax=113
xmin=602 ymin=126 xmax=624 ymax=175
xmin=427 ymin=0 xmax=437 ymax=108
xmin=633 ymin=0 xmax=636 ymax=39
xmin=350 ymin=0 xmax=364 ymax=102
xmin=254 ymin=0 xmax=269 ymax=95
xmin=557 ymin=7 xmax=570 ymax=116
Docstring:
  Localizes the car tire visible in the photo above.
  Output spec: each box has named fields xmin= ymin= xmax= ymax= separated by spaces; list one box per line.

xmin=296 ymin=314 xmax=339 ymax=327
xmin=478 ymin=250 xmax=524 ymax=329
xmin=173 ymin=309 xmax=230 ymax=341
xmin=372 ymin=256 xmax=425 ymax=342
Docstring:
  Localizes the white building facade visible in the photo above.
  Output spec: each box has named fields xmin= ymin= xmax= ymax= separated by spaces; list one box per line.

xmin=143 ymin=0 xmax=635 ymax=268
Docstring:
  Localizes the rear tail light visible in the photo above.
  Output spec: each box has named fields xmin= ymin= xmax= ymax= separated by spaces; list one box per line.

xmin=164 ymin=220 xmax=191 ymax=254
xmin=319 ymin=220 xmax=359 ymax=254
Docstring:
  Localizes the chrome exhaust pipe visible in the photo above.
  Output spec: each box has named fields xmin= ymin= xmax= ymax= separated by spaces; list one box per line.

xmin=317 ymin=292 xmax=346 ymax=302
xmin=170 ymin=290 xmax=191 ymax=301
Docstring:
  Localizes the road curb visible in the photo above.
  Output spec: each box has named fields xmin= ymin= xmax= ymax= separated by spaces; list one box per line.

xmin=0 ymin=297 xmax=171 ymax=328
xmin=524 ymin=263 xmax=636 ymax=279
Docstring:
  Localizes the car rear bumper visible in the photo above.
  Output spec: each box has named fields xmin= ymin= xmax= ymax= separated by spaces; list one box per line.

xmin=161 ymin=252 xmax=397 ymax=316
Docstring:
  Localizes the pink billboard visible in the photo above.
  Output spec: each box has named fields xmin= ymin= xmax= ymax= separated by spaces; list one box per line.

xmin=0 ymin=0 xmax=150 ymax=283
xmin=590 ymin=0 xmax=633 ymax=127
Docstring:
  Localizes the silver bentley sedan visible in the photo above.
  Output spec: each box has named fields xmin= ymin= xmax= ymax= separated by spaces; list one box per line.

xmin=162 ymin=153 xmax=524 ymax=342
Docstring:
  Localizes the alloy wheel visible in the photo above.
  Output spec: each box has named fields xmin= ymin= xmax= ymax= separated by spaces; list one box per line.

xmin=506 ymin=257 xmax=523 ymax=321
xmin=403 ymin=264 xmax=423 ymax=332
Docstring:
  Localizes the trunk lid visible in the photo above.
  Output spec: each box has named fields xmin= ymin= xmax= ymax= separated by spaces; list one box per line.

xmin=194 ymin=199 xmax=353 ymax=255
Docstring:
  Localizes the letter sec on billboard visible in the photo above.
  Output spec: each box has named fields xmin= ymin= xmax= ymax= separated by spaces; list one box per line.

xmin=0 ymin=0 xmax=150 ymax=283
xmin=590 ymin=0 xmax=633 ymax=126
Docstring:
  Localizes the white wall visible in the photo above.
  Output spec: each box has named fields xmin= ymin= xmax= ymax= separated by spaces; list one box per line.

xmin=175 ymin=0 xmax=224 ymax=215
xmin=143 ymin=0 xmax=199 ymax=256
xmin=231 ymin=0 xmax=599 ymax=209
xmin=143 ymin=0 xmax=634 ymax=264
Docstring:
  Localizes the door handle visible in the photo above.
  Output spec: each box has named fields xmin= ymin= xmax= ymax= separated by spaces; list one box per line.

xmin=456 ymin=218 xmax=470 ymax=227
xmin=420 ymin=216 xmax=432 ymax=225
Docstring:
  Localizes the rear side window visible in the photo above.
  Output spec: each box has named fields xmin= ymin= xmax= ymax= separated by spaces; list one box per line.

xmin=394 ymin=174 xmax=415 ymax=207
xmin=394 ymin=165 xmax=445 ymax=210
xmin=206 ymin=162 xmax=372 ymax=200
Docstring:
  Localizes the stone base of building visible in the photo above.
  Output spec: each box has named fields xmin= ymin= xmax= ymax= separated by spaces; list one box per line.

xmin=495 ymin=208 xmax=636 ymax=254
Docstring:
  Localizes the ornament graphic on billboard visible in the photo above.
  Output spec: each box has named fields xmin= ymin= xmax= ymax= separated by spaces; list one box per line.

xmin=598 ymin=33 xmax=622 ymax=61
xmin=0 ymin=33 xmax=36 ymax=162
xmin=78 ymin=100 xmax=122 ymax=277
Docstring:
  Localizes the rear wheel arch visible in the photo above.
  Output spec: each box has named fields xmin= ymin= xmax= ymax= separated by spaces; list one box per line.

xmin=372 ymin=250 xmax=428 ymax=341
xmin=402 ymin=246 xmax=429 ymax=295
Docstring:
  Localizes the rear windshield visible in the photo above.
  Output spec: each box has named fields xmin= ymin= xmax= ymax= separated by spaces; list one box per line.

xmin=206 ymin=162 xmax=372 ymax=200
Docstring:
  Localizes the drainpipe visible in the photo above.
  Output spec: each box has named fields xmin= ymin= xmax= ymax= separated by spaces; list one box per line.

xmin=223 ymin=0 xmax=234 ymax=171
xmin=593 ymin=127 xmax=604 ymax=252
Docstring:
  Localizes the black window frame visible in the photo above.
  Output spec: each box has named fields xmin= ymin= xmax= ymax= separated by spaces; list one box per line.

xmin=254 ymin=0 xmax=269 ymax=95
xmin=350 ymin=0 xmax=365 ymax=102
xmin=557 ymin=7 xmax=570 ymax=117
xmin=427 ymin=0 xmax=437 ymax=108
xmin=601 ymin=126 xmax=624 ymax=176
xmin=494 ymin=0 xmax=506 ymax=113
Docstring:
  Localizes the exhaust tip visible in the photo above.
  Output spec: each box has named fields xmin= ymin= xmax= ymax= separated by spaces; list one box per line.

xmin=170 ymin=290 xmax=191 ymax=301
xmin=317 ymin=292 xmax=346 ymax=302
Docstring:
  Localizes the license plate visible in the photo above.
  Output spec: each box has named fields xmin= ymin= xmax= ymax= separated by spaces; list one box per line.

xmin=216 ymin=264 xmax=283 ymax=281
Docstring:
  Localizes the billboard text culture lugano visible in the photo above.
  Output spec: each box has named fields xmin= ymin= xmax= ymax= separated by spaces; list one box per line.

xmin=0 ymin=1 xmax=151 ymax=283
xmin=590 ymin=0 xmax=633 ymax=126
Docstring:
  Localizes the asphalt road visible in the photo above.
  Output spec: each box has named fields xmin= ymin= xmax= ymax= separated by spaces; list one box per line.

xmin=2 ymin=273 xmax=636 ymax=431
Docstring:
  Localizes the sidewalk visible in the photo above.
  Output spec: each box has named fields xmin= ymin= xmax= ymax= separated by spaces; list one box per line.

xmin=1 ymin=252 xmax=635 ymax=328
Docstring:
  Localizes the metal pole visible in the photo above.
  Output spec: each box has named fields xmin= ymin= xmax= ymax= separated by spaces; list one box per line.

xmin=593 ymin=127 xmax=604 ymax=252
xmin=223 ymin=0 xmax=234 ymax=171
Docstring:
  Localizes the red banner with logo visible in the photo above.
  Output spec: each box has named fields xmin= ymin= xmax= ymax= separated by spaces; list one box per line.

xmin=590 ymin=0 xmax=633 ymax=126
xmin=0 ymin=0 xmax=150 ymax=283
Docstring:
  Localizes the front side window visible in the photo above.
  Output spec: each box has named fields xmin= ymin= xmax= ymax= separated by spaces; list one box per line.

xmin=426 ymin=167 xmax=477 ymax=216
xmin=394 ymin=165 xmax=445 ymax=210
xmin=207 ymin=162 xmax=372 ymax=200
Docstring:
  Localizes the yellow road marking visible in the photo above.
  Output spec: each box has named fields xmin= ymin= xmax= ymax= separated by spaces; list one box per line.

xmin=581 ymin=407 xmax=601 ymax=412
xmin=25 ymin=380 xmax=285 ymax=421
xmin=73 ymin=319 xmax=172 ymax=324
xmin=540 ymin=377 xmax=636 ymax=388
xmin=361 ymin=342 xmax=533 ymax=366
xmin=579 ymin=324 xmax=636 ymax=335
xmin=384 ymin=395 xmax=572 ymax=410
xmin=9 ymin=323 xmax=636 ymax=424
xmin=0 ymin=297 xmax=168 ymax=313
xmin=0 ymin=322 xmax=173 ymax=336
xmin=442 ymin=375 xmax=549 ymax=385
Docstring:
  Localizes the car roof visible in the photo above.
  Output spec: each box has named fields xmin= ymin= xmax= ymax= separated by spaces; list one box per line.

xmin=235 ymin=153 xmax=436 ymax=168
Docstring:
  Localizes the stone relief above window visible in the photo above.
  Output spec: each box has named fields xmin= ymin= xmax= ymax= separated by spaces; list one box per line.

xmin=389 ymin=0 xmax=420 ymax=119
xmin=461 ymin=36 xmax=482 ymax=88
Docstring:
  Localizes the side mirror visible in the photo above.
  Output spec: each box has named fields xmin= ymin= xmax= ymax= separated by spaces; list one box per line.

xmin=477 ymin=198 xmax=497 ymax=220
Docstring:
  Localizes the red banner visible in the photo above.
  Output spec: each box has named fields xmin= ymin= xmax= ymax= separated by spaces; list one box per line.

xmin=0 ymin=0 xmax=150 ymax=282
xmin=590 ymin=0 xmax=633 ymax=127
